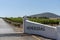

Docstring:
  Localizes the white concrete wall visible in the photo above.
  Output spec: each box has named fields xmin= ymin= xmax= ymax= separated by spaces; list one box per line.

xmin=24 ymin=20 xmax=57 ymax=39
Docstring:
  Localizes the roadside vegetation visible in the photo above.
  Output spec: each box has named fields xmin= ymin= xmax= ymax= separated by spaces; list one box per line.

xmin=3 ymin=17 xmax=23 ymax=27
xmin=5 ymin=17 xmax=23 ymax=24
xmin=3 ymin=17 xmax=60 ymax=26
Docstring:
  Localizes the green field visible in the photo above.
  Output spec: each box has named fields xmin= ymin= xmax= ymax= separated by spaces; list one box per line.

xmin=28 ymin=18 xmax=60 ymax=25
xmin=4 ymin=17 xmax=60 ymax=25
xmin=5 ymin=17 xmax=23 ymax=24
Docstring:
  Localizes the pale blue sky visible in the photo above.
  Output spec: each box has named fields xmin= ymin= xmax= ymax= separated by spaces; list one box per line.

xmin=0 ymin=0 xmax=60 ymax=17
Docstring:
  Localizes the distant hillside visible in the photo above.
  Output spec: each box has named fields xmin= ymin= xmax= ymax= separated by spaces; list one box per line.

xmin=29 ymin=12 xmax=60 ymax=18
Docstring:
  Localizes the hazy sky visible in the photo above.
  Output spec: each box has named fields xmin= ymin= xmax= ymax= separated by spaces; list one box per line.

xmin=0 ymin=0 xmax=60 ymax=17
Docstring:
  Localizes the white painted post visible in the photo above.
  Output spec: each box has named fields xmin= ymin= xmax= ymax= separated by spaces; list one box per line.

xmin=57 ymin=26 xmax=60 ymax=40
xmin=23 ymin=16 xmax=27 ymax=33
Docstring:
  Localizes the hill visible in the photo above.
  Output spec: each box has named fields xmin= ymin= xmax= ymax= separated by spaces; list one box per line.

xmin=29 ymin=12 xmax=60 ymax=18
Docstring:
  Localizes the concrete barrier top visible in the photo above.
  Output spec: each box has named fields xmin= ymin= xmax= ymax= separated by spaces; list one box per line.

xmin=26 ymin=20 xmax=56 ymax=28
